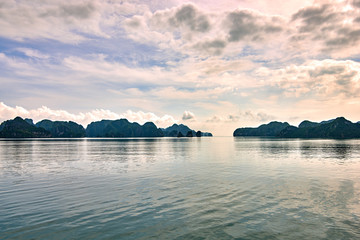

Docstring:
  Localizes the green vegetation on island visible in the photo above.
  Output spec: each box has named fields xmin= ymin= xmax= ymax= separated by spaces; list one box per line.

xmin=161 ymin=123 xmax=195 ymax=137
xmin=233 ymin=121 xmax=290 ymax=137
xmin=186 ymin=131 xmax=193 ymax=137
xmin=233 ymin=117 xmax=360 ymax=139
xmin=0 ymin=117 xmax=51 ymax=138
xmin=161 ymin=124 xmax=212 ymax=137
xmin=36 ymin=119 xmax=86 ymax=138
xmin=86 ymin=119 xmax=164 ymax=137
xmin=0 ymin=117 xmax=213 ymax=138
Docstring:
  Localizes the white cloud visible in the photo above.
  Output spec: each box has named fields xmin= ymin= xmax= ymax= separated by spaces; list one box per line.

xmin=0 ymin=1 xmax=104 ymax=43
xmin=289 ymin=0 xmax=360 ymax=57
xmin=122 ymin=110 xmax=177 ymax=127
xmin=60 ymin=54 xmax=242 ymax=95
xmin=182 ymin=111 xmax=196 ymax=121
xmin=257 ymin=59 xmax=360 ymax=99
xmin=123 ymin=3 xmax=287 ymax=57
xmin=0 ymin=102 xmax=177 ymax=128
xmin=2 ymin=0 xmax=358 ymax=59
xmin=16 ymin=48 xmax=50 ymax=59
xmin=0 ymin=0 xmax=149 ymax=43
xmin=62 ymin=55 xmax=191 ymax=86
xmin=183 ymin=0 xmax=313 ymax=17
xmin=0 ymin=52 xmax=35 ymax=71
xmin=206 ymin=110 xmax=274 ymax=123
xmin=122 ymin=1 xmax=360 ymax=59
xmin=148 ymin=86 xmax=232 ymax=100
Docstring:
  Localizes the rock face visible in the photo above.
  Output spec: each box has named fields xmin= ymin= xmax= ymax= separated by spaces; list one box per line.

xmin=162 ymin=124 xmax=212 ymax=137
xmin=233 ymin=121 xmax=290 ymax=137
xmin=36 ymin=120 xmax=85 ymax=138
xmin=86 ymin=119 xmax=163 ymax=137
xmin=0 ymin=117 xmax=51 ymax=138
xmin=234 ymin=117 xmax=360 ymax=139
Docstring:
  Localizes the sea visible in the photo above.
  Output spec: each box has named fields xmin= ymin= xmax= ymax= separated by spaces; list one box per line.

xmin=1 ymin=137 xmax=360 ymax=239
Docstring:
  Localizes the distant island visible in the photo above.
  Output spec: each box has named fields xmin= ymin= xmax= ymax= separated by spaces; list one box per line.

xmin=161 ymin=124 xmax=212 ymax=137
xmin=0 ymin=116 xmax=212 ymax=138
xmin=233 ymin=117 xmax=360 ymax=139
xmin=86 ymin=119 xmax=163 ymax=137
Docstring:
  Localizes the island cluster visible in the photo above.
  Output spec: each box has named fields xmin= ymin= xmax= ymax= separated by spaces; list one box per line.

xmin=0 ymin=117 xmax=212 ymax=138
xmin=2 ymin=116 xmax=360 ymax=139
xmin=233 ymin=117 xmax=360 ymax=139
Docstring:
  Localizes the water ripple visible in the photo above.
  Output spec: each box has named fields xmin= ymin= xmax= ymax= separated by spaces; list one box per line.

xmin=1 ymin=138 xmax=360 ymax=239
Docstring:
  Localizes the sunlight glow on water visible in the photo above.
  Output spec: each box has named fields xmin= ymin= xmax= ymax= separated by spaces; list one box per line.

xmin=1 ymin=137 xmax=360 ymax=239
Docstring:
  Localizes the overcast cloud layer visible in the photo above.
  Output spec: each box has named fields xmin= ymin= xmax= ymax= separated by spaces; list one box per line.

xmin=1 ymin=0 xmax=360 ymax=136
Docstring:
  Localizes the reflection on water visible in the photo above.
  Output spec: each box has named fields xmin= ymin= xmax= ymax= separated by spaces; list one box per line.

xmin=1 ymin=137 xmax=360 ymax=239
xmin=233 ymin=137 xmax=360 ymax=164
xmin=298 ymin=140 xmax=359 ymax=163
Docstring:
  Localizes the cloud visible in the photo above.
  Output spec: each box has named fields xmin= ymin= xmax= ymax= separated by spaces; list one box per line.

xmin=16 ymin=48 xmax=50 ymax=59
xmin=109 ymin=86 xmax=233 ymax=115
xmin=290 ymin=1 xmax=360 ymax=57
xmin=124 ymin=3 xmax=287 ymax=56
xmin=206 ymin=110 xmax=274 ymax=123
xmin=206 ymin=115 xmax=240 ymax=123
xmin=148 ymin=87 xmax=232 ymax=100
xmin=122 ymin=110 xmax=177 ymax=127
xmin=0 ymin=0 xmax=125 ymax=43
xmin=122 ymin=1 xmax=360 ymax=59
xmin=2 ymin=1 xmax=358 ymax=60
xmin=192 ymin=39 xmax=226 ymax=55
xmin=291 ymin=4 xmax=336 ymax=33
xmin=0 ymin=52 xmax=247 ymax=114
xmin=256 ymin=59 xmax=360 ymax=99
xmin=0 ymin=52 xmax=36 ymax=72
xmin=62 ymin=54 xmax=201 ymax=87
xmin=0 ymin=102 xmax=177 ymax=128
xmin=352 ymin=0 xmax=360 ymax=8
xmin=182 ymin=111 xmax=196 ymax=121
xmin=167 ymin=4 xmax=210 ymax=33
xmin=226 ymin=9 xmax=283 ymax=42
xmin=238 ymin=111 xmax=274 ymax=122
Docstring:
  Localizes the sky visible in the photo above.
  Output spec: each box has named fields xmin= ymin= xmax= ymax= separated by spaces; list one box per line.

xmin=1 ymin=0 xmax=360 ymax=136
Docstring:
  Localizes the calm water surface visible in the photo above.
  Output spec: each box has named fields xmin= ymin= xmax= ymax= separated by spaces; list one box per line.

xmin=0 ymin=137 xmax=360 ymax=239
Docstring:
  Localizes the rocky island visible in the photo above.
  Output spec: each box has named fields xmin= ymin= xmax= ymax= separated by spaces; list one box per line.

xmin=0 ymin=117 xmax=213 ymax=138
xmin=233 ymin=117 xmax=360 ymax=139
xmin=86 ymin=119 xmax=164 ymax=137
xmin=0 ymin=117 xmax=51 ymax=138
xmin=161 ymin=123 xmax=212 ymax=137
xmin=36 ymin=119 xmax=86 ymax=138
